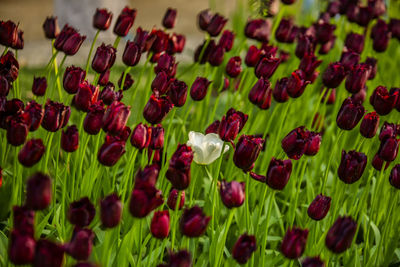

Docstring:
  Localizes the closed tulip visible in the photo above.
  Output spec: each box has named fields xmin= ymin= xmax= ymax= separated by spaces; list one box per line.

xmin=360 ymin=112 xmax=379 ymax=138
xmin=129 ymin=180 xmax=163 ymax=218
xmin=179 ymin=206 xmax=210 ymax=237
xmin=42 ymin=100 xmax=71 ymax=132
xmin=167 ymin=189 xmax=185 ymax=210
xmin=33 ymin=239 xmax=64 ymax=267
xmin=18 ymin=139 xmax=45 ymax=167
xmin=336 ymin=97 xmax=365 ymax=130
xmin=102 ymin=101 xmax=130 ymax=135
xmin=143 ymin=94 xmax=173 ymax=125
xmin=248 ymin=77 xmax=272 ymax=109
xmin=233 ymin=135 xmax=264 ymax=172
xmin=232 ymin=234 xmax=257 ymax=264
xmin=66 ymin=228 xmax=94 ymax=260
xmin=32 ymin=77 xmax=47 ymax=96
xmin=25 ymin=172 xmax=52 ymax=210
xmin=67 ymin=197 xmax=96 ymax=227
xmin=325 ymin=216 xmax=357 ymax=253
xmin=100 ymin=193 xmax=122 ymax=228
xmin=42 ymin=17 xmax=59 ymax=39
xmin=219 ymin=180 xmax=245 ymax=208
xmin=84 ymin=102 xmax=105 ymax=135
xmin=63 ymin=66 xmax=86 ymax=94
xmin=338 ymin=150 xmax=367 ymax=184
xmin=151 ymin=210 xmax=170 ymax=239
xmin=281 ymin=227 xmax=309 ymax=259
xmin=91 ymin=44 xmax=116 ymax=73
xmin=113 ymin=6 xmax=137 ymax=37
xmin=93 ymin=8 xmax=112 ymax=31
xmin=166 ymin=144 xmax=194 ymax=190
xmin=307 ymin=194 xmax=331 ymax=220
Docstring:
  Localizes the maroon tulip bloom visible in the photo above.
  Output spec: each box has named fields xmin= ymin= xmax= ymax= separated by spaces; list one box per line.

xmin=61 ymin=125 xmax=79 ymax=152
xmin=326 ymin=216 xmax=357 ymax=253
xmin=226 ymin=56 xmax=242 ymax=78
xmin=273 ymin=78 xmax=290 ymax=103
xmin=340 ymin=51 xmax=360 ymax=72
xmin=322 ymin=62 xmax=346 ymax=88
xmin=281 ymin=227 xmax=309 ymax=259
xmin=18 ymin=139 xmax=45 ymax=167
xmin=370 ymin=86 xmax=398 ymax=115
xmin=66 ymin=228 xmax=94 ymax=260
xmin=315 ymin=20 xmax=336 ymax=44
xmin=91 ymin=43 xmax=116 ymax=73
xmin=83 ymin=102 xmax=105 ymax=135
xmin=114 ymin=6 xmax=137 ymax=37
xmin=149 ymin=29 xmax=169 ymax=54
xmin=74 ymin=81 xmax=99 ymax=112
xmin=42 ymin=100 xmax=71 ymax=132
xmin=287 ymin=70 xmax=311 ymax=98
xmin=245 ymin=19 xmax=271 ymax=42
xmin=154 ymin=53 xmax=177 ymax=76
xmin=98 ymin=136 xmax=126 ymax=167
xmin=345 ymin=64 xmax=370 ymax=94
xmin=131 ymin=123 xmax=151 ymax=149
xmin=102 ymin=101 xmax=130 ymax=135
xmin=0 ymin=20 xmax=18 ymax=47
xmin=166 ymin=144 xmax=194 ymax=190
xmin=252 ymin=158 xmax=292 ymax=190
xmin=218 ymin=108 xmax=248 ymax=142
xmin=205 ymin=120 xmax=220 ymax=134
xmin=93 ymin=8 xmax=112 ymax=30
xmin=167 ymin=79 xmax=188 ymax=107
xmin=208 ymin=45 xmax=225 ymax=66
xmin=55 ymin=25 xmax=86 ymax=55
xmin=32 ymin=77 xmax=47 ymax=96
xmin=389 ymin=164 xmax=400 ymax=189
xmin=302 ymin=257 xmax=325 ymax=267
xmin=13 ymin=206 xmax=35 ymax=236
xmin=194 ymin=39 xmax=216 ymax=64
xmin=162 ymin=8 xmax=177 ymax=29
xmin=25 ymin=101 xmax=43 ymax=132
xmin=371 ymin=20 xmax=391 ymax=52
xmin=378 ymin=137 xmax=399 ymax=162
xmin=344 ymin=33 xmax=364 ymax=54
xmin=101 ymin=193 xmax=122 ymax=228
xmin=100 ymin=83 xmax=121 ymax=105
xmin=151 ymin=71 xmax=170 ymax=95
xmin=118 ymin=72 xmax=134 ymax=91
xmin=295 ymin=34 xmax=315 ymax=59
xmin=351 ymin=87 xmax=366 ymax=104
xmin=129 ymin=180 xmax=163 ymax=218
xmin=275 ymin=18 xmax=298 ymax=43
xmin=233 ymin=135 xmax=264 ymax=172
xmin=33 ymin=239 xmax=64 ymax=267
xmin=299 ymin=53 xmax=322 ymax=82
xmin=68 ymin=197 xmax=96 ymax=227
xmin=167 ymin=189 xmax=185 ymax=210
xmin=319 ymin=35 xmax=336 ymax=55
xmin=9 ymin=230 xmax=35 ymax=265
xmin=0 ymin=51 xmax=19 ymax=82
xmin=190 ymin=77 xmax=211 ymax=101
xmin=135 ymin=164 xmax=159 ymax=186
xmin=198 ymin=9 xmax=213 ymax=31
xmin=232 ymin=234 xmax=256 ymax=264
xmin=167 ymin=33 xmax=186 ymax=54
xmin=336 ymin=97 xmax=365 ymax=130
xmin=305 ymin=131 xmax=322 ymax=156
xmin=63 ymin=66 xmax=86 ymax=94
xmin=255 ymin=56 xmax=281 ymax=79
xmin=308 ymin=194 xmax=331 ymax=221
xmin=389 ymin=18 xmax=400 ymax=40
xmin=372 ymin=153 xmax=389 ymax=171
xmin=151 ymin=210 xmax=170 ymax=239
xmin=180 ymin=206 xmax=210 ymax=237
xmin=338 ymin=150 xmax=367 ymax=184
xmin=43 ymin=17 xmax=59 ymax=39
xmin=219 ymin=30 xmax=234 ymax=51
xmin=0 ymin=75 xmax=10 ymax=96
xmin=206 ymin=13 xmax=227 ymax=37
xmin=219 ymin=180 xmax=245 ymax=208
xmin=25 ymin=172 xmax=52 ymax=210
xmin=122 ymin=41 xmax=141 ymax=66
xmin=360 ymin=112 xmax=379 ymax=138
xmin=149 ymin=124 xmax=164 ymax=150
xmin=159 ymin=250 xmax=192 ymax=267
xmin=248 ymin=77 xmax=272 ymax=109
xmin=143 ymin=94 xmax=174 ymax=124
xmin=379 ymin=122 xmax=398 ymax=141
xmin=281 ymin=126 xmax=309 ymax=160
xmin=6 ymin=113 xmax=29 ymax=146
xmin=11 ymin=27 xmax=23 ymax=50
xmin=245 ymin=45 xmax=262 ymax=67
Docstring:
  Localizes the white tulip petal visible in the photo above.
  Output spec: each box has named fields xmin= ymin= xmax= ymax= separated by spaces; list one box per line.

xmin=186 ymin=131 xmax=229 ymax=165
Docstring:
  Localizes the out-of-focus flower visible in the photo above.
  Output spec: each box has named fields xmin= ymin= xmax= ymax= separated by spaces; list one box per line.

xmin=166 ymin=144 xmax=194 ymax=190
xmin=43 ymin=17 xmax=59 ymax=39
xmin=232 ymin=234 xmax=256 ymax=264
xmin=307 ymin=194 xmax=331 ymax=220
xmin=18 ymin=139 xmax=45 ymax=167
xmin=114 ymin=6 xmax=137 ymax=37
xmin=325 ymin=216 xmax=357 ymax=253
xmin=187 ymin=131 xmax=229 ymax=165
xmin=179 ymin=206 xmax=210 ymax=237
xmin=151 ymin=210 xmax=170 ymax=239
xmin=162 ymin=8 xmax=177 ymax=29
xmin=101 ymin=193 xmax=122 ymax=228
xmin=281 ymin=227 xmax=309 ymax=259
xmin=67 ymin=197 xmax=96 ymax=227
xmin=93 ymin=8 xmax=113 ymax=30
xmin=66 ymin=228 xmax=94 ymax=260
xmin=25 ymin=172 xmax=52 ymax=210
xmin=129 ymin=180 xmax=163 ymax=218
xmin=245 ymin=19 xmax=271 ymax=42
xmin=32 ymin=77 xmax=47 ymax=96
xmin=33 ymin=239 xmax=64 ymax=267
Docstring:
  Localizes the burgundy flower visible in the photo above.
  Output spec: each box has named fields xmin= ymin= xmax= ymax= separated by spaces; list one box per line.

xmin=322 ymin=62 xmax=346 ymax=88
xmin=365 ymin=57 xmax=377 ymax=80
xmin=273 ymin=78 xmax=290 ymax=103
xmin=154 ymin=53 xmax=177 ymax=77
xmin=345 ymin=33 xmax=365 ymax=54
xmin=32 ymin=77 xmax=47 ymax=96
xmin=208 ymin=45 xmax=225 ymax=66
xmin=135 ymin=164 xmax=160 ymax=186
xmin=162 ymin=8 xmax=177 ymax=29
xmin=167 ymin=189 xmax=185 ymax=210
xmin=98 ymin=70 xmax=110 ymax=86
xmin=143 ymin=94 xmax=174 ymax=124
xmin=166 ymin=144 xmax=194 ymax=190
xmin=340 ymin=51 xmax=360 ymax=72
xmin=131 ymin=123 xmax=152 ymax=149
xmin=118 ymin=72 xmax=134 ymax=91
xmin=244 ymin=19 xmax=271 ymax=42
xmin=357 ymin=6 xmax=374 ymax=26
xmin=68 ymin=197 xmax=96 ymax=227
xmin=325 ymin=216 xmax=357 ymax=253
xmin=315 ymin=19 xmax=336 ymax=44
xmin=167 ymin=79 xmax=188 ymax=107
xmin=190 ymin=77 xmax=212 ymax=101
xmin=74 ymin=81 xmax=99 ymax=112
xmin=13 ymin=206 xmax=35 ymax=236
xmin=61 ymin=125 xmax=79 ymax=152
xmin=159 ymin=250 xmax=192 ymax=267
xmin=0 ymin=20 xmax=18 ymax=47
xmin=25 ymin=172 xmax=52 ymax=210
xmin=281 ymin=227 xmax=309 ymax=259
xmin=251 ymin=158 xmax=292 ymax=190
xmin=275 ymin=18 xmax=298 ymax=43
xmin=389 ymin=18 xmax=400 ymax=40
xmin=232 ymin=234 xmax=257 ymax=264
xmin=25 ymin=101 xmax=43 ymax=132
xmin=218 ymin=108 xmax=248 ymax=142
xmin=9 ymin=230 xmax=35 ymax=265
xmin=194 ymin=39 xmax=215 ymax=64
xmin=180 ymin=206 xmax=210 ymax=237
xmin=255 ymin=56 xmax=281 ymax=79
xmin=336 ymin=97 xmax=365 ymax=130
xmin=100 ymin=193 xmax=122 ymax=228
xmin=6 ymin=112 xmax=29 ymax=146
xmin=150 ymin=29 xmax=169 ymax=54
xmin=148 ymin=124 xmax=164 ymax=150
xmin=198 ymin=9 xmax=213 ymax=31
xmin=0 ymin=75 xmax=10 ymax=96
xmin=91 ymin=43 xmax=116 ymax=73
xmin=338 ymin=150 xmax=367 ymax=184
xmin=389 ymin=164 xmax=400 ymax=189
xmin=113 ymin=6 xmax=137 ymax=37
xmin=167 ymin=33 xmax=186 ymax=54
xmin=84 ymin=102 xmax=105 ymax=135
xmin=63 ymin=66 xmax=86 ymax=94
xmin=308 ymin=194 xmax=331 ymax=221
xmin=219 ymin=30 xmax=234 ymax=51
xmin=248 ymin=77 xmax=272 ymax=109
xmin=66 ymin=228 xmax=94 ymax=260
xmin=345 ymin=64 xmax=370 ymax=94
xmin=0 ymin=51 xmax=19 ymax=82
xmin=219 ymin=180 xmax=245 ymax=208
xmin=378 ymin=137 xmax=399 ymax=162
xmin=42 ymin=100 xmax=71 ymax=132
xmin=370 ymin=86 xmax=398 ymax=115
xmin=134 ymin=27 xmax=155 ymax=52
xmin=295 ymin=34 xmax=315 ymax=59
xmin=42 ymin=17 xmax=59 ymax=39
xmin=33 ymin=239 xmax=64 ymax=267
xmin=305 ymin=131 xmax=322 ymax=156
xmin=379 ymin=122 xmax=398 ymax=141
xmin=372 ymin=153 xmax=389 ymax=171
xmin=98 ymin=135 xmax=126 ymax=166
xmin=319 ymin=35 xmax=336 ymax=55
xmin=245 ymin=45 xmax=262 ymax=67
xmin=233 ymin=135 xmax=264 ymax=172
xmin=102 ymin=101 xmax=130 ymax=135
xmin=302 ymin=257 xmax=325 ymax=267
xmin=18 ymin=138 xmax=45 ymax=167
xmin=206 ymin=13 xmax=227 ymax=37
xmin=93 ymin=8 xmax=113 ymax=30
xmin=287 ymin=70 xmax=311 ymax=98
xmin=281 ymin=126 xmax=309 ymax=160
xmin=54 ymin=25 xmax=86 ymax=55
xmin=129 ymin=180 xmax=163 ymax=218
xmin=226 ymin=56 xmax=242 ymax=78
xmin=122 ymin=41 xmax=141 ymax=66
xmin=298 ymin=53 xmax=322 ymax=82
xmin=151 ymin=210 xmax=170 ymax=239
xmin=360 ymin=112 xmax=379 ymax=138
xmin=205 ymin=120 xmax=220 ymax=134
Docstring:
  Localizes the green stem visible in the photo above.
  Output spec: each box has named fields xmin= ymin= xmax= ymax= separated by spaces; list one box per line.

xmin=321 ymin=130 xmax=344 ymax=194
xmin=119 ymin=66 xmax=131 ymax=90
xmin=113 ymin=36 xmax=121 ymax=48
xmin=85 ymin=30 xmax=100 ymax=74
xmin=215 ymin=209 xmax=235 ymax=267
xmin=1 ymin=46 xmax=8 ymax=56
xmin=54 ymin=54 xmax=67 ymax=102
xmin=260 ymin=190 xmax=276 ymax=266
xmin=170 ymin=191 xmax=183 ymax=251
xmin=289 ymin=160 xmax=307 ymax=227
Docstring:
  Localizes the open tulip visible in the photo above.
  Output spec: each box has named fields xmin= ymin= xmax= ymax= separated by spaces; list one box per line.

xmin=187 ymin=131 xmax=229 ymax=165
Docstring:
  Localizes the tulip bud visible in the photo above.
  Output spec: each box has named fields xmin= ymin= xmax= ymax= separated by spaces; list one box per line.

xmin=66 ymin=228 xmax=94 ymax=260
xmin=33 ymin=239 xmax=64 ymax=267
xmin=344 ymin=33 xmax=364 ymax=54
xmin=167 ymin=189 xmax=185 ymax=210
xmin=93 ymin=8 xmax=112 ymax=30
xmin=0 ymin=20 xmax=18 ymax=47
xmin=281 ymin=126 xmax=309 ymax=160
xmin=325 ymin=216 xmax=357 ymax=253
xmin=13 ymin=30 xmax=24 ymax=50
xmin=322 ymin=62 xmax=346 ymax=88
xmin=198 ymin=9 xmax=213 ymax=31
xmin=345 ymin=64 xmax=370 ymax=94
xmin=32 ymin=77 xmax=47 ymax=96
xmin=122 ymin=41 xmax=141 ymax=66
xmin=338 ymin=150 xmax=367 ymax=184
xmin=219 ymin=30 xmax=234 ymax=51
xmin=74 ymin=81 xmax=99 ymax=112
xmin=83 ymin=102 xmax=105 ymax=135
xmin=180 ymin=206 xmax=210 ymax=237
xmin=91 ymin=44 xmax=116 ymax=73
xmin=371 ymin=153 xmax=388 ymax=171
xmin=42 ymin=100 xmax=71 ymax=132
xmin=166 ymin=144 xmax=194 ymax=190
xmin=67 ymin=197 xmax=96 ymax=227
xmin=340 ymin=51 xmax=360 ymax=72
xmin=389 ymin=164 xmax=400 ymax=189
xmin=248 ymin=77 xmax=272 ymax=109
xmin=55 ymin=25 xmax=86 ymax=55
xmin=167 ymin=79 xmax=188 ymax=107
xmin=371 ymin=20 xmax=391 ymax=52
xmin=13 ymin=206 xmax=35 ymax=236
xmin=364 ymin=57 xmax=377 ymax=80
xmin=63 ymin=66 xmax=86 ymax=94
xmin=113 ymin=6 xmax=137 ymax=37
xmin=370 ymin=86 xmax=398 ymax=115
xmin=232 ymin=234 xmax=256 ymax=264
xmin=190 ymin=77 xmax=211 ymax=101
xmin=6 ymin=114 xmax=29 ymax=146
xmin=206 ymin=13 xmax=227 ymax=37
xmin=298 ymin=53 xmax=322 ymax=82
xmin=378 ymin=137 xmax=399 ymax=162
xmin=61 ymin=125 xmax=79 ymax=152
xmin=0 ymin=75 xmax=10 ymax=96
xmin=389 ymin=18 xmax=400 ymax=40
xmin=0 ymin=51 xmax=19 ymax=82
xmin=219 ymin=180 xmax=245 ymax=208
xmin=9 ymin=231 xmax=35 ymax=265
xmin=155 ymin=53 xmax=177 ymax=76
xmin=233 ymin=135 xmax=264 ymax=172
xmin=295 ymin=34 xmax=315 ymax=59
xmin=150 ymin=124 xmax=164 ymax=149
xmin=23 ymin=101 xmax=42 ymax=132
xmin=101 ymin=193 xmax=122 ymax=228
xmin=42 ymin=17 xmax=59 ymax=39
xmin=118 ymin=72 xmax=134 ymax=91
xmin=245 ymin=45 xmax=261 ymax=67
xmin=98 ymin=136 xmax=126 ymax=166
xmin=245 ymin=19 xmax=271 ymax=42
xmin=379 ymin=122 xmax=398 ymax=141
xmin=261 ymin=158 xmax=293 ymax=190
xmin=25 ymin=172 xmax=52 ymax=210
xmin=143 ymin=94 xmax=174 ymax=124
xmin=287 ymin=70 xmax=310 ymax=98
xmin=205 ymin=120 xmax=220 ymax=134
xmin=208 ymin=45 xmax=225 ymax=66
xmin=281 ymin=227 xmax=309 ymax=259
xmin=305 ymin=131 xmax=322 ymax=156
xmin=307 ymin=194 xmax=331 ymax=221
xmin=18 ymin=138 xmax=45 ymax=167
xmin=302 ymin=257 xmax=325 ymax=267
xmin=218 ymin=108 xmax=248 ymax=142
xmin=102 ymin=101 xmax=130 ymax=135
xmin=151 ymin=210 xmax=170 ymax=239
xmin=272 ymin=78 xmax=290 ymax=103
xmin=130 ymin=123 xmax=151 ymax=149
xmin=255 ymin=56 xmax=281 ymax=79
xmin=336 ymin=97 xmax=365 ymax=131
xmin=162 ymin=8 xmax=177 ymax=29
xmin=129 ymin=181 xmax=163 ymax=218
xmin=275 ymin=18 xmax=298 ymax=43
xmin=360 ymin=112 xmax=379 ymax=138
xmin=226 ymin=56 xmax=242 ymax=78
xmin=160 ymin=250 xmax=192 ymax=267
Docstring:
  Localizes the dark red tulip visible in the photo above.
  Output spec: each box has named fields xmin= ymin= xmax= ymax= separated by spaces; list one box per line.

xmin=13 ymin=206 xmax=35 ymax=236
xmin=245 ymin=45 xmax=262 ymax=67
xmin=55 ymin=25 xmax=86 ymax=56
xmin=255 ymin=56 xmax=281 ymax=79
xmin=101 ymin=193 xmax=122 ymax=228
xmin=151 ymin=71 xmax=170 ymax=95
xmin=154 ymin=53 xmax=177 ymax=76
xmin=275 ymin=18 xmax=298 ymax=43
xmin=151 ymin=210 xmax=170 ymax=239
xmin=218 ymin=108 xmax=248 ymax=142
xmin=326 ymin=216 xmax=357 ymax=253
xmin=143 ymin=94 xmax=174 ymax=124
xmin=389 ymin=18 xmax=400 ymax=40
xmin=340 ymin=51 xmax=360 ymax=73
xmin=167 ymin=33 xmax=186 ymax=54
xmin=67 ymin=197 xmax=96 ymax=227
xmin=208 ymin=45 xmax=225 ymax=66
xmin=74 ymin=81 xmax=99 ymax=112
xmin=287 ymin=70 xmax=310 ymax=98
xmin=134 ymin=27 xmax=154 ymax=52
xmin=84 ymin=102 xmax=105 ymax=135
xmin=159 ymin=250 xmax=192 ymax=267
xmin=379 ymin=122 xmax=398 ymax=141
xmin=370 ymin=86 xmax=398 ymax=115
xmin=166 ymin=144 xmax=193 ymax=190
xmin=206 ymin=13 xmax=227 ymax=37
xmin=167 ymin=189 xmax=185 ymax=210
xmin=0 ymin=75 xmax=10 ymax=96
xmin=295 ymin=34 xmax=315 ymax=59
xmin=248 ymin=77 xmax=272 ymax=109
xmin=372 ymin=153 xmax=389 ymax=171
xmin=149 ymin=124 xmax=164 ymax=150
xmin=131 ymin=123 xmax=152 ymax=149
xmin=244 ymin=19 xmax=271 ymax=42
xmin=281 ymin=227 xmax=309 ymax=259
xmin=219 ymin=30 xmax=234 ymax=51
xmin=18 ymin=139 xmax=45 ymax=167
xmin=162 ymin=8 xmax=177 ymax=29
xmin=326 ymin=1 xmax=340 ymax=16
xmin=118 ymin=72 xmax=134 ymax=91
xmin=91 ymin=43 xmax=116 ymax=73
xmin=32 ymin=77 xmax=47 ymax=96
xmin=345 ymin=64 xmax=370 ymax=94
xmin=9 ymin=230 xmax=35 ymax=265
xmin=24 ymin=101 xmax=43 ymax=132
xmin=42 ymin=100 xmax=71 ymax=132
xmin=322 ymin=62 xmax=346 ymax=89
xmin=61 ymin=125 xmax=79 ymax=152
xmin=336 ymin=97 xmax=365 ymax=130
xmin=25 ymin=172 xmax=52 ymax=210
xmin=63 ymin=66 xmax=86 ymax=94
xmin=273 ymin=78 xmax=290 ymax=103
xmin=205 ymin=120 xmax=220 ymax=134
xmin=194 ymin=39 xmax=216 ymax=64
xmin=360 ymin=112 xmax=379 ymax=138
xmin=253 ymin=158 xmax=292 ymax=190
xmin=180 ymin=206 xmax=210 ymax=237
xmin=33 ymin=239 xmax=64 ymax=267
xmin=344 ymin=33 xmax=364 ymax=54
xmin=364 ymin=57 xmax=377 ymax=80
xmin=314 ymin=20 xmax=336 ymax=44
xmin=66 ymin=228 xmax=94 ymax=260
xmin=282 ymin=126 xmax=309 ymax=160
xmin=98 ymin=136 xmax=126 ymax=166
xmin=378 ymin=137 xmax=399 ymax=162
xmin=0 ymin=20 xmax=18 ymax=47
xmin=43 ymin=17 xmax=59 ymax=39
xmin=0 ymin=51 xmax=19 ymax=82
xmin=93 ymin=8 xmax=112 ymax=30
xmin=302 ymin=257 xmax=325 ymax=267
xmin=372 ymin=22 xmax=391 ymax=52
xmin=219 ymin=180 xmax=245 ymax=208
xmin=129 ymin=180 xmax=163 ymax=218
xmin=318 ymin=35 xmax=336 ymax=55
xmin=308 ymin=194 xmax=331 ymax=221
xmin=149 ymin=29 xmax=169 ymax=54
xmin=167 ymin=79 xmax=188 ymax=107
xmin=232 ymin=234 xmax=256 ymax=264
xmin=234 ymin=135 xmax=264 ymax=172
xmin=98 ymin=69 xmax=110 ymax=85
xmin=114 ymin=6 xmax=137 ymax=37
xmin=338 ymin=150 xmax=367 ymax=184
xmin=198 ymin=9 xmax=213 ymax=31
xmin=102 ymin=101 xmax=130 ymax=135
xmin=369 ymin=0 xmax=386 ymax=18
xmin=135 ymin=164 xmax=160 ymax=186
xmin=389 ymin=164 xmax=400 ymax=189
xmin=190 ymin=77 xmax=211 ymax=101
xmin=6 ymin=113 xmax=29 ymax=146
xmin=122 ymin=41 xmax=141 ymax=66
xmin=225 ymin=56 xmax=242 ymax=78
xmin=351 ymin=86 xmax=366 ymax=104
xmin=305 ymin=131 xmax=322 ymax=156
xmin=298 ymin=53 xmax=322 ymax=82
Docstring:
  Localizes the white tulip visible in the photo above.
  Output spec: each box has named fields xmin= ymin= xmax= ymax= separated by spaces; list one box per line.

xmin=187 ymin=131 xmax=229 ymax=165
